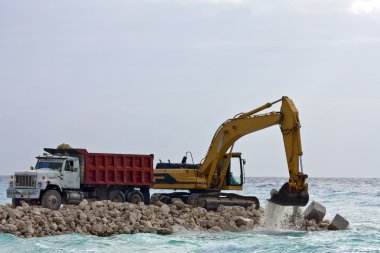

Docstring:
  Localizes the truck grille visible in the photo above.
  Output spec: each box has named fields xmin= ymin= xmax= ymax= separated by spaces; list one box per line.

xmin=15 ymin=175 xmax=36 ymax=188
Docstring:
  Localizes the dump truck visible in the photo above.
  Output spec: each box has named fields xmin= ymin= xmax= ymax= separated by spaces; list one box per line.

xmin=7 ymin=146 xmax=154 ymax=210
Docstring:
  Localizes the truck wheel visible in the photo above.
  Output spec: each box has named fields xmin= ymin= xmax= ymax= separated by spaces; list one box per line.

xmin=127 ymin=190 xmax=144 ymax=204
xmin=41 ymin=190 xmax=62 ymax=210
xmin=108 ymin=190 xmax=125 ymax=203
xmin=12 ymin=198 xmax=21 ymax=208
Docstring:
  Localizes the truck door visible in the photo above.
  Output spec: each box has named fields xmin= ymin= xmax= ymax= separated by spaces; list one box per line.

xmin=62 ymin=160 xmax=80 ymax=189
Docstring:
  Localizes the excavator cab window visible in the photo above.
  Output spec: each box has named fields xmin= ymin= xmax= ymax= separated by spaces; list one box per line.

xmin=227 ymin=157 xmax=243 ymax=186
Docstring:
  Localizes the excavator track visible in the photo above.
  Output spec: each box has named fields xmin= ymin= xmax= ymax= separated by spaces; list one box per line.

xmin=187 ymin=192 xmax=260 ymax=210
xmin=151 ymin=192 xmax=259 ymax=210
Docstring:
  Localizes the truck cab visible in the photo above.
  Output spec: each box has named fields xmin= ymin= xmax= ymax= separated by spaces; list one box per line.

xmin=7 ymin=154 xmax=80 ymax=209
xmin=35 ymin=155 xmax=80 ymax=189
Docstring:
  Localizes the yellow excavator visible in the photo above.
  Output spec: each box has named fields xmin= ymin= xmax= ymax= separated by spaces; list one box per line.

xmin=152 ymin=96 xmax=309 ymax=209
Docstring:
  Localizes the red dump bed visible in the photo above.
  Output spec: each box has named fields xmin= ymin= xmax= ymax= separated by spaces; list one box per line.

xmin=82 ymin=152 xmax=154 ymax=186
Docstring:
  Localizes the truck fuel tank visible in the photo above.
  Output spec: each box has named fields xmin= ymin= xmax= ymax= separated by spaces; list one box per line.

xmin=65 ymin=191 xmax=84 ymax=204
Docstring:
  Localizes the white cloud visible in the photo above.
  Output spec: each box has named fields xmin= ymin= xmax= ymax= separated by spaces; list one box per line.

xmin=350 ymin=0 xmax=380 ymax=15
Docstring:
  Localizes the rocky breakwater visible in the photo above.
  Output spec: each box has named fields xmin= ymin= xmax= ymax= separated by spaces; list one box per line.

xmin=287 ymin=201 xmax=349 ymax=232
xmin=0 ymin=199 xmax=263 ymax=238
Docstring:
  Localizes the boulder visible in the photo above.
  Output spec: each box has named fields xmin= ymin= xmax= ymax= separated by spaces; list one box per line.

xmin=172 ymin=198 xmax=190 ymax=209
xmin=78 ymin=199 xmax=88 ymax=209
xmin=211 ymin=226 xmax=223 ymax=232
xmin=5 ymin=224 xmax=17 ymax=232
xmin=123 ymin=226 xmax=132 ymax=234
xmin=328 ymin=214 xmax=349 ymax=230
xmin=21 ymin=202 xmax=31 ymax=213
xmin=92 ymin=223 xmax=103 ymax=234
xmin=129 ymin=212 xmax=138 ymax=224
xmin=157 ymin=228 xmax=173 ymax=235
xmin=304 ymin=201 xmax=326 ymax=223
xmin=50 ymin=222 xmax=58 ymax=231
xmin=233 ymin=216 xmax=254 ymax=228
xmin=160 ymin=204 xmax=171 ymax=213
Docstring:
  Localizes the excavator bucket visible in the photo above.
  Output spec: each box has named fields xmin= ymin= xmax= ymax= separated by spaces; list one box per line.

xmin=268 ymin=183 xmax=309 ymax=206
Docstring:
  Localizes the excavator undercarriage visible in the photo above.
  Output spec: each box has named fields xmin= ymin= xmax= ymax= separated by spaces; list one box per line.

xmin=151 ymin=192 xmax=260 ymax=210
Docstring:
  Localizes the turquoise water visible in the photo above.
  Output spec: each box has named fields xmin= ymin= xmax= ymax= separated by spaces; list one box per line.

xmin=0 ymin=177 xmax=379 ymax=253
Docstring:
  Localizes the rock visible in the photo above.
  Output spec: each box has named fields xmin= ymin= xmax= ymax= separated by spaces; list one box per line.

xmin=92 ymin=223 xmax=103 ymax=234
xmin=10 ymin=209 xmax=24 ymax=219
xmin=270 ymin=189 xmax=279 ymax=197
xmin=94 ymin=201 xmax=104 ymax=207
xmin=172 ymin=199 xmax=190 ymax=209
xmin=318 ymin=219 xmax=330 ymax=229
xmin=211 ymin=226 xmax=223 ymax=232
xmin=5 ymin=224 xmax=17 ymax=232
xmin=78 ymin=199 xmax=88 ymax=209
xmin=328 ymin=214 xmax=349 ymax=230
xmin=129 ymin=212 xmax=138 ymax=224
xmin=2 ymin=211 xmax=8 ymax=220
xmin=123 ymin=226 xmax=131 ymax=234
xmin=50 ymin=222 xmax=58 ymax=231
xmin=157 ymin=228 xmax=173 ymax=235
xmin=233 ymin=216 xmax=254 ymax=228
xmin=21 ymin=202 xmax=30 ymax=213
xmin=304 ymin=201 xmax=326 ymax=223
xmin=247 ymin=204 xmax=258 ymax=212
xmin=79 ymin=212 xmax=87 ymax=222
xmin=26 ymin=225 xmax=35 ymax=235
xmin=154 ymin=201 xmax=165 ymax=207
xmin=160 ymin=204 xmax=171 ymax=213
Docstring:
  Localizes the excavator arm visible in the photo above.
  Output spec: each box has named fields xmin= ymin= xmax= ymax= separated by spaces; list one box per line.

xmin=198 ymin=96 xmax=309 ymax=206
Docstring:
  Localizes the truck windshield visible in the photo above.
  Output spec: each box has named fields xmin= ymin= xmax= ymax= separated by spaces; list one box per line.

xmin=35 ymin=160 xmax=63 ymax=170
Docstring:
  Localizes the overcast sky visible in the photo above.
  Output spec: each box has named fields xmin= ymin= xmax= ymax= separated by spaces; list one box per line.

xmin=0 ymin=0 xmax=379 ymax=178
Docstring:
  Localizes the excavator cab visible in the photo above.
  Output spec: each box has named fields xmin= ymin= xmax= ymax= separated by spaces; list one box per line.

xmin=226 ymin=156 xmax=244 ymax=186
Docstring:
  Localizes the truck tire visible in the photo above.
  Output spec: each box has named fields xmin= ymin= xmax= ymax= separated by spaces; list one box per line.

xmin=108 ymin=190 xmax=125 ymax=203
xmin=12 ymin=198 xmax=21 ymax=208
xmin=127 ymin=190 xmax=144 ymax=204
xmin=41 ymin=190 xmax=62 ymax=210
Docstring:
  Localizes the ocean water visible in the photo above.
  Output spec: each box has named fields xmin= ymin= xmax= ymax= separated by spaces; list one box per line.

xmin=0 ymin=177 xmax=379 ymax=253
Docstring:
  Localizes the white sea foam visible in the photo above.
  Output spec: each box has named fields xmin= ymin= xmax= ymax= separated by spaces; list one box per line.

xmin=263 ymin=202 xmax=286 ymax=229
xmin=262 ymin=202 xmax=305 ymax=230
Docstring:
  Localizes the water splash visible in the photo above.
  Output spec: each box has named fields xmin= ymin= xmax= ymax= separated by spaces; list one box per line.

xmin=263 ymin=202 xmax=286 ymax=229
xmin=263 ymin=203 xmax=305 ymax=230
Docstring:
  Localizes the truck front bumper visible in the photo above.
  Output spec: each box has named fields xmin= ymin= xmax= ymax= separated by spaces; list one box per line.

xmin=7 ymin=188 xmax=41 ymax=199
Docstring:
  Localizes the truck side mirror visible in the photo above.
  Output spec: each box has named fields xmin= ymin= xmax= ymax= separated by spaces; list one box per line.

xmin=30 ymin=166 xmax=34 ymax=170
